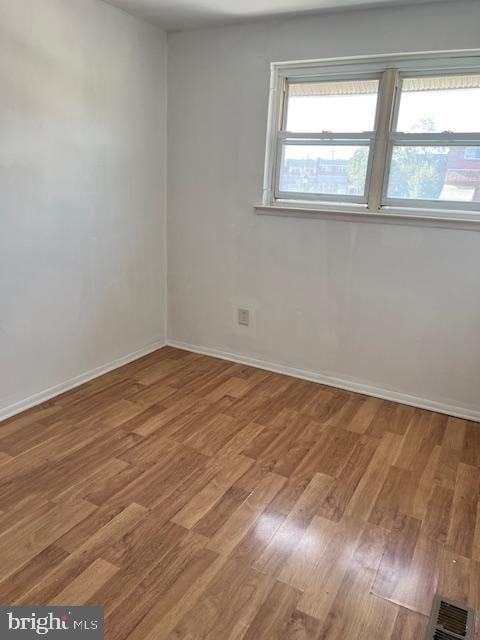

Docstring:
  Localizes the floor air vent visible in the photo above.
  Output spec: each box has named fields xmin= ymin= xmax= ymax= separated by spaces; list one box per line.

xmin=427 ymin=595 xmax=475 ymax=640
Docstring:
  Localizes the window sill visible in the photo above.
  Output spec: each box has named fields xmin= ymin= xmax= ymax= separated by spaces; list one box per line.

xmin=254 ymin=203 xmax=480 ymax=231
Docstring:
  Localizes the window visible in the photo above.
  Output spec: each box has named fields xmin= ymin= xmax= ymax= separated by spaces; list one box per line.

xmin=262 ymin=52 xmax=480 ymax=219
xmin=465 ymin=148 xmax=480 ymax=160
xmin=277 ymin=78 xmax=379 ymax=203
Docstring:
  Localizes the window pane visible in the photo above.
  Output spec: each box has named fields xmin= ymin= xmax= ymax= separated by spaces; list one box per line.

xmin=285 ymin=79 xmax=379 ymax=133
xmin=396 ymin=75 xmax=480 ymax=133
xmin=465 ymin=147 xmax=480 ymax=160
xmin=387 ymin=146 xmax=480 ymax=203
xmin=279 ymin=144 xmax=369 ymax=197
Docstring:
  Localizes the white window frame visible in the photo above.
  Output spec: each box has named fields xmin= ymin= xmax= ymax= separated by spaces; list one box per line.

xmin=260 ymin=50 xmax=480 ymax=224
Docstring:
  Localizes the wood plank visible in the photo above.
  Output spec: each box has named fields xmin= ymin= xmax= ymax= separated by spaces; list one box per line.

xmin=172 ymin=455 xmax=253 ymax=529
xmin=318 ymin=435 xmax=377 ymax=522
xmin=316 ymin=523 xmax=395 ymax=640
xmin=447 ymin=463 xmax=480 ymax=557
xmin=372 ymin=517 xmax=440 ymax=616
xmin=389 ymin=607 xmax=429 ymax=640
xmin=368 ymin=465 xmax=411 ymax=531
xmin=241 ymin=581 xmax=302 ymax=640
xmin=345 ymin=431 xmax=403 ymax=521
xmin=0 ymin=348 xmax=478 ymax=640
xmin=141 ymin=554 xmax=228 ymax=640
xmin=0 ymin=546 xmax=69 ymax=603
xmin=85 ymin=521 xmax=189 ymax=614
xmin=16 ymin=503 xmax=147 ymax=605
xmin=283 ymin=516 xmax=366 ymax=621
xmin=437 ymin=548 xmax=471 ymax=606
xmin=0 ymin=499 xmax=96 ymax=581
xmin=345 ymin=396 xmax=383 ymax=434
xmin=194 ymin=486 xmax=250 ymax=537
xmin=184 ymin=414 xmax=246 ymax=457
xmin=422 ymin=484 xmax=454 ymax=544
xmin=474 ymin=504 xmax=480 ymax=563
xmin=52 ymin=558 xmax=119 ymax=605
xmin=462 ymin=421 xmax=480 ymax=467
xmin=367 ymin=401 xmax=415 ymax=438
xmin=106 ymin=533 xmax=212 ymax=640
xmin=442 ymin=417 xmax=466 ymax=451
xmin=252 ymin=473 xmax=333 ymax=577
xmin=207 ymin=473 xmax=286 ymax=557
xmin=163 ymin=559 xmax=274 ymax=640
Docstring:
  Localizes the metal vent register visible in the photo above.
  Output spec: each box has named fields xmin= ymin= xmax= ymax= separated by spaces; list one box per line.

xmin=427 ymin=595 xmax=475 ymax=640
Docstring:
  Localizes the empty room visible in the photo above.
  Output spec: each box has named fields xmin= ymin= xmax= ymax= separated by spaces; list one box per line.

xmin=1 ymin=0 xmax=480 ymax=638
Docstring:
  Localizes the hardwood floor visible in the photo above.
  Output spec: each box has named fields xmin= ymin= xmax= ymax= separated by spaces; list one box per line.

xmin=0 ymin=346 xmax=479 ymax=639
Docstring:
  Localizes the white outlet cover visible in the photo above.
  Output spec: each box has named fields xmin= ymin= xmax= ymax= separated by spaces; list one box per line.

xmin=238 ymin=308 xmax=250 ymax=326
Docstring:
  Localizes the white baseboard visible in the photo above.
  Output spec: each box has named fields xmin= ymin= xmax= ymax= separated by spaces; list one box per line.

xmin=167 ymin=339 xmax=480 ymax=423
xmin=3 ymin=336 xmax=479 ymax=424
xmin=0 ymin=339 xmax=166 ymax=422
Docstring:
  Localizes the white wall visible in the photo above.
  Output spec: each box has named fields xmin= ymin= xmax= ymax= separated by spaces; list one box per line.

xmin=167 ymin=0 xmax=480 ymax=419
xmin=0 ymin=0 xmax=167 ymax=418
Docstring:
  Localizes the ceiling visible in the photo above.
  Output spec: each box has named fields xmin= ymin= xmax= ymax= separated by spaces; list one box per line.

xmin=103 ymin=0 xmax=449 ymax=31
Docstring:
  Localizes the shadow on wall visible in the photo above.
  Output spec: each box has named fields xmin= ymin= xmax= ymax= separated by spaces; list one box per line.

xmin=0 ymin=8 xmax=166 ymax=412
xmin=106 ymin=0 xmax=437 ymax=30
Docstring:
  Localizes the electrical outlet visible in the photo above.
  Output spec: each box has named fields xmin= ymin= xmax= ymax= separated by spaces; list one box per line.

xmin=237 ymin=308 xmax=250 ymax=326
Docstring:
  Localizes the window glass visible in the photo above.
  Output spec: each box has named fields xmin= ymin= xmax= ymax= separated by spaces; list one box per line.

xmin=396 ymin=75 xmax=480 ymax=133
xmin=286 ymin=79 xmax=379 ymax=133
xmin=279 ymin=144 xmax=369 ymax=197
xmin=387 ymin=146 xmax=480 ymax=203
xmin=465 ymin=148 xmax=480 ymax=160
